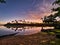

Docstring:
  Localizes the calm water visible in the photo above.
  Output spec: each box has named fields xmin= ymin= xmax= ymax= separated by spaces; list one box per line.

xmin=0 ymin=26 xmax=54 ymax=36
xmin=0 ymin=26 xmax=60 ymax=45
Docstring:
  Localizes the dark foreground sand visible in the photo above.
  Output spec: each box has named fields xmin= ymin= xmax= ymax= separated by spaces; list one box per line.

xmin=0 ymin=32 xmax=56 ymax=45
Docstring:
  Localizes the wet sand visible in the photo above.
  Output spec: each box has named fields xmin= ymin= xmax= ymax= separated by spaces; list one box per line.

xmin=0 ymin=32 xmax=55 ymax=45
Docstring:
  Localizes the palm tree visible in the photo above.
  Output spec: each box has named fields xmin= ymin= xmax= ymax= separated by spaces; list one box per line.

xmin=23 ymin=20 xmax=26 ymax=23
xmin=15 ymin=20 xmax=18 ymax=23
xmin=53 ymin=0 xmax=60 ymax=5
xmin=12 ymin=21 xmax=14 ymax=24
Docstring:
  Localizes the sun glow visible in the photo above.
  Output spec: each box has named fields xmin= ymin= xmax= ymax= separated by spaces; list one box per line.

xmin=0 ymin=22 xmax=6 ymax=24
xmin=25 ymin=19 xmax=43 ymax=23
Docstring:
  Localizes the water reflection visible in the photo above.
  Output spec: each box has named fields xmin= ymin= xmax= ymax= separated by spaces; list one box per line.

xmin=0 ymin=25 xmax=54 ymax=36
xmin=4 ymin=26 xmax=42 ymax=35
xmin=0 ymin=26 xmax=60 ymax=45
xmin=0 ymin=26 xmax=18 ymax=36
xmin=5 ymin=25 xmax=54 ymax=31
xmin=4 ymin=25 xmax=54 ymax=35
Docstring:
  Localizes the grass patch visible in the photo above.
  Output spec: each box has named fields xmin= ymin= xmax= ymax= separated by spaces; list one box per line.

xmin=50 ymin=41 xmax=56 ymax=44
xmin=49 ymin=32 xmax=55 ymax=35
xmin=54 ymin=29 xmax=60 ymax=33
xmin=56 ymin=30 xmax=60 ymax=33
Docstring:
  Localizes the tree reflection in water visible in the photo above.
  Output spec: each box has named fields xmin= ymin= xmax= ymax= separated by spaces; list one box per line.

xmin=11 ymin=27 xmax=26 ymax=31
xmin=4 ymin=25 xmax=54 ymax=32
xmin=4 ymin=25 xmax=35 ymax=32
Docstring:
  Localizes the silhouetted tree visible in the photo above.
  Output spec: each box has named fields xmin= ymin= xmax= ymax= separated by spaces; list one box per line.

xmin=52 ymin=0 xmax=60 ymax=18
xmin=43 ymin=16 xmax=48 ymax=23
xmin=43 ymin=15 xmax=56 ymax=24
xmin=23 ymin=20 xmax=26 ymax=23
xmin=43 ymin=0 xmax=60 ymax=24
xmin=0 ymin=0 xmax=6 ymax=3
xmin=12 ymin=21 xmax=14 ymax=23
xmin=52 ymin=0 xmax=60 ymax=29
xmin=15 ymin=20 xmax=18 ymax=23
xmin=53 ymin=0 xmax=60 ymax=5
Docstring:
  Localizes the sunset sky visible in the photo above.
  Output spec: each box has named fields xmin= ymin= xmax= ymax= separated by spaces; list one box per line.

xmin=0 ymin=0 xmax=55 ymax=24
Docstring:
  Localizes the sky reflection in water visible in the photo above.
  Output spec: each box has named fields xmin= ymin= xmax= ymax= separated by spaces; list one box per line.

xmin=0 ymin=26 xmax=54 ymax=36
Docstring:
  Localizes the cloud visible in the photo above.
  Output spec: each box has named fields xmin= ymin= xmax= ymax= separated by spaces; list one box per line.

xmin=25 ymin=0 xmax=55 ymax=20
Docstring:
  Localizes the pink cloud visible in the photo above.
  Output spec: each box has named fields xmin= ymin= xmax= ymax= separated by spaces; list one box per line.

xmin=23 ymin=0 xmax=56 ymax=23
xmin=26 ymin=0 xmax=54 ymax=20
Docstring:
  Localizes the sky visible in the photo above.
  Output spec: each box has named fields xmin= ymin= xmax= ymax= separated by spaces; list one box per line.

xmin=0 ymin=0 xmax=55 ymax=24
